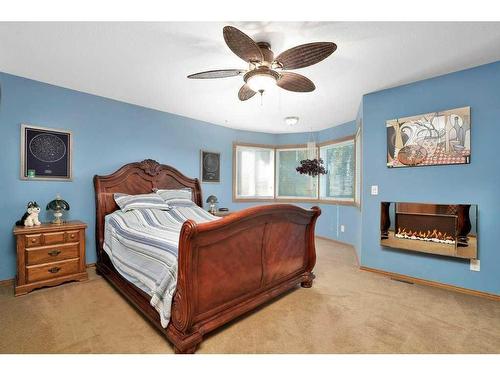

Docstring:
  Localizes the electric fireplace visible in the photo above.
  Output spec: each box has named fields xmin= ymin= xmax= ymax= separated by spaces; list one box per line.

xmin=380 ymin=202 xmax=477 ymax=259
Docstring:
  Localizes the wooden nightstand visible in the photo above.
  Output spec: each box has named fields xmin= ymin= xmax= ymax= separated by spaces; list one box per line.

xmin=13 ymin=220 xmax=88 ymax=296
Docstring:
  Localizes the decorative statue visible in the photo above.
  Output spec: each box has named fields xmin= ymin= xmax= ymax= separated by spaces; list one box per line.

xmin=16 ymin=201 xmax=42 ymax=227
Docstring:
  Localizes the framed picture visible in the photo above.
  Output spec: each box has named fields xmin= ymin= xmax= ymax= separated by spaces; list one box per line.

xmin=200 ymin=150 xmax=221 ymax=183
xmin=387 ymin=106 xmax=471 ymax=168
xmin=20 ymin=124 xmax=73 ymax=181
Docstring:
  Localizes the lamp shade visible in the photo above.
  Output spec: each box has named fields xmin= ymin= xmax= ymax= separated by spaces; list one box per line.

xmin=206 ymin=195 xmax=218 ymax=204
xmin=247 ymin=73 xmax=277 ymax=92
xmin=46 ymin=195 xmax=70 ymax=211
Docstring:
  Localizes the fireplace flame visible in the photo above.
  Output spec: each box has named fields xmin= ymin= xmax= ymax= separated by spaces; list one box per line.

xmin=396 ymin=227 xmax=454 ymax=243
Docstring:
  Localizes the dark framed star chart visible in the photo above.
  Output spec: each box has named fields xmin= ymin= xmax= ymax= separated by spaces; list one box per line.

xmin=20 ymin=124 xmax=73 ymax=181
xmin=200 ymin=150 xmax=221 ymax=183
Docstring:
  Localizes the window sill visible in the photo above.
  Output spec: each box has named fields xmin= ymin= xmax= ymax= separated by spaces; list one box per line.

xmin=233 ymin=197 xmax=357 ymax=206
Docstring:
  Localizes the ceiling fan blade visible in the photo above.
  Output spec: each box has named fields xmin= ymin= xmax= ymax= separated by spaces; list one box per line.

xmin=275 ymin=42 xmax=337 ymax=70
xmin=223 ymin=26 xmax=263 ymax=63
xmin=277 ymin=72 xmax=315 ymax=92
xmin=238 ymin=84 xmax=256 ymax=101
xmin=187 ymin=69 xmax=246 ymax=79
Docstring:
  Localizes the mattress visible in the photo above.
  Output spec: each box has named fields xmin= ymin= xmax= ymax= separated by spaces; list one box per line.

xmin=103 ymin=204 xmax=219 ymax=328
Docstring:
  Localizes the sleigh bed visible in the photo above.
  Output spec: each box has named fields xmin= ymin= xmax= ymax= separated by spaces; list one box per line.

xmin=94 ymin=159 xmax=320 ymax=353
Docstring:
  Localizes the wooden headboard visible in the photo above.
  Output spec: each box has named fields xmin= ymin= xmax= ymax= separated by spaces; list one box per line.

xmin=93 ymin=159 xmax=202 ymax=256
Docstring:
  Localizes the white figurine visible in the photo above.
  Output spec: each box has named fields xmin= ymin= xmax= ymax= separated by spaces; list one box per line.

xmin=16 ymin=201 xmax=41 ymax=227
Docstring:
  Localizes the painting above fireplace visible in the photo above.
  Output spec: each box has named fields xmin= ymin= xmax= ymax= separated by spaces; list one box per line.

xmin=380 ymin=202 xmax=477 ymax=259
xmin=386 ymin=106 xmax=471 ymax=168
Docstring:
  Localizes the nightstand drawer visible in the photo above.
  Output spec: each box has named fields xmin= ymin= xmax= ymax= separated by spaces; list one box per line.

xmin=27 ymin=259 xmax=80 ymax=283
xmin=25 ymin=234 xmax=42 ymax=248
xmin=43 ymin=231 xmax=66 ymax=245
xmin=65 ymin=230 xmax=79 ymax=242
xmin=26 ymin=243 xmax=80 ymax=266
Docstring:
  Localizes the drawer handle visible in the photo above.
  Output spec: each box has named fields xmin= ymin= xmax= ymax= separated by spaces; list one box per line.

xmin=48 ymin=267 xmax=61 ymax=274
xmin=48 ymin=250 xmax=61 ymax=256
xmin=31 ymin=238 xmax=38 ymax=243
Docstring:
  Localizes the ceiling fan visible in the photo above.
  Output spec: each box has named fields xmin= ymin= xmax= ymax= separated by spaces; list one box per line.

xmin=187 ymin=26 xmax=337 ymax=101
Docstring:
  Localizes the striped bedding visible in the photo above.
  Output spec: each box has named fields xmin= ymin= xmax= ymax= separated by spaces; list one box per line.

xmin=104 ymin=203 xmax=219 ymax=328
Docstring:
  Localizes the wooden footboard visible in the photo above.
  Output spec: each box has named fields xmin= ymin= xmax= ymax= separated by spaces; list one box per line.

xmin=167 ymin=204 xmax=320 ymax=353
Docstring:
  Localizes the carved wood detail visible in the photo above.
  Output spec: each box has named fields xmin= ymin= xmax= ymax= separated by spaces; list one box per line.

xmin=139 ymin=159 xmax=162 ymax=176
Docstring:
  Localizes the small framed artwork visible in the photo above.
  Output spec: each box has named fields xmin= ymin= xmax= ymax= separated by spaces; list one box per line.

xmin=20 ymin=124 xmax=73 ymax=181
xmin=200 ymin=150 xmax=221 ymax=183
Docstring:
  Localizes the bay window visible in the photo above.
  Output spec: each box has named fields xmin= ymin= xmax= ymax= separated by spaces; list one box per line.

xmin=233 ymin=137 xmax=356 ymax=204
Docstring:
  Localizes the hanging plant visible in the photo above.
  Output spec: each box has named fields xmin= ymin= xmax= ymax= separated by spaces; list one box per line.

xmin=296 ymin=158 xmax=328 ymax=177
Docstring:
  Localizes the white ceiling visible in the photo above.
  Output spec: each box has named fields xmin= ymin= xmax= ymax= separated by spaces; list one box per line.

xmin=1 ymin=22 xmax=499 ymax=133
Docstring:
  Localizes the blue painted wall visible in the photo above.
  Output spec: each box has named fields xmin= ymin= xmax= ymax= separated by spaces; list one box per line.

xmin=275 ymin=121 xmax=361 ymax=246
xmin=0 ymin=72 xmax=277 ymax=280
xmin=360 ymin=61 xmax=500 ymax=295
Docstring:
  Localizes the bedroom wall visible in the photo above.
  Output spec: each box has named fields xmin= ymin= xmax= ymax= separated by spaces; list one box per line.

xmin=0 ymin=72 xmax=276 ymax=280
xmin=360 ymin=61 xmax=500 ymax=295
xmin=275 ymin=121 xmax=361 ymax=247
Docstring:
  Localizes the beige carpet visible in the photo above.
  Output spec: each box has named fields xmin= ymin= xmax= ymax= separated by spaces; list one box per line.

xmin=1 ymin=238 xmax=499 ymax=354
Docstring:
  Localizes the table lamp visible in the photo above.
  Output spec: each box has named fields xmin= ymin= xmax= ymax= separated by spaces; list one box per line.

xmin=46 ymin=194 xmax=70 ymax=224
xmin=206 ymin=195 xmax=218 ymax=215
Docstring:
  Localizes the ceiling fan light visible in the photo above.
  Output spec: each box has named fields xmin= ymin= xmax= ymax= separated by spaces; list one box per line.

xmin=246 ymin=73 xmax=277 ymax=93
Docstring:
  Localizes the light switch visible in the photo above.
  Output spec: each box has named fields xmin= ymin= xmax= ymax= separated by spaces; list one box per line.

xmin=371 ymin=185 xmax=379 ymax=195
xmin=470 ymin=259 xmax=480 ymax=272
xmin=340 ymin=225 xmax=345 ymax=233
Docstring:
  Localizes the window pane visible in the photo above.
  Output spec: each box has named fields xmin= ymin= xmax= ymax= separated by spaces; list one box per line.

xmin=235 ymin=146 xmax=274 ymax=198
xmin=276 ymin=148 xmax=318 ymax=198
xmin=320 ymin=140 xmax=354 ymax=200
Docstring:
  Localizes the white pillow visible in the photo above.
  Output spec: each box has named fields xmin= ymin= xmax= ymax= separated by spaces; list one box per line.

xmin=114 ymin=193 xmax=171 ymax=212
xmin=156 ymin=188 xmax=192 ymax=202
xmin=164 ymin=198 xmax=197 ymax=207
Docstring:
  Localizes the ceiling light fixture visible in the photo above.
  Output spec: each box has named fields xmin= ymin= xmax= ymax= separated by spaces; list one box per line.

xmin=284 ymin=116 xmax=299 ymax=126
xmin=188 ymin=26 xmax=336 ymax=101
xmin=244 ymin=68 xmax=279 ymax=94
